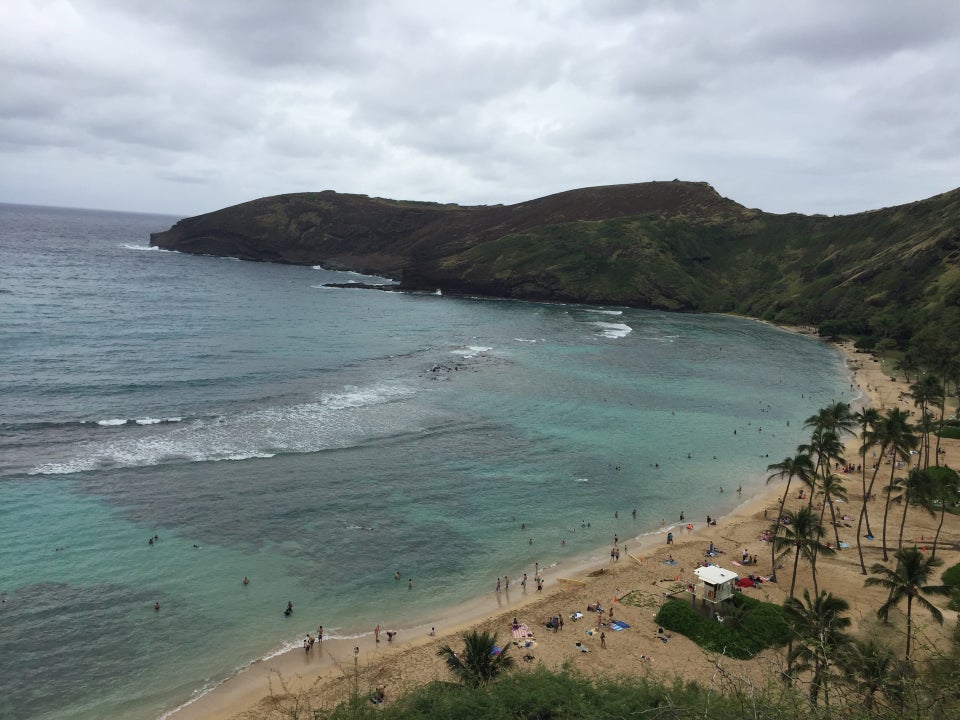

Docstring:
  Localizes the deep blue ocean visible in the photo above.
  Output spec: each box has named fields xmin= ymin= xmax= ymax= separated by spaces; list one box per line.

xmin=0 ymin=202 xmax=854 ymax=720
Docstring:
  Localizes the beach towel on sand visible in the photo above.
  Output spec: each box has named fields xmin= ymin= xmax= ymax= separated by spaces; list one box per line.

xmin=610 ymin=621 xmax=630 ymax=631
xmin=512 ymin=624 xmax=531 ymax=639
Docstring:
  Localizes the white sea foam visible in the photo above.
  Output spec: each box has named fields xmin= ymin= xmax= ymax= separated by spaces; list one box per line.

xmin=31 ymin=383 xmax=416 ymax=475
xmin=121 ymin=243 xmax=179 ymax=253
xmin=514 ymin=338 xmax=543 ymax=343
xmin=574 ymin=478 xmax=589 ymax=483
xmin=320 ymin=383 xmax=412 ymax=410
xmin=594 ymin=322 xmax=632 ymax=339
xmin=95 ymin=416 xmax=183 ymax=427
xmin=451 ymin=345 xmax=492 ymax=358
xmin=221 ymin=452 xmax=277 ymax=461
xmin=586 ymin=309 xmax=623 ymax=316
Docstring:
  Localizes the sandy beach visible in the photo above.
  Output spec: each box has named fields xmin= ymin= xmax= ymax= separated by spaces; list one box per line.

xmin=170 ymin=332 xmax=960 ymax=720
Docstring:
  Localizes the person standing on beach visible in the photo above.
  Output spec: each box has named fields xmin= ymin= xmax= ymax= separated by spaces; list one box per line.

xmin=496 ymin=578 xmax=501 ymax=593
xmin=317 ymin=626 xmax=323 ymax=644
xmin=375 ymin=624 xmax=380 ymax=643
xmin=521 ymin=573 xmax=528 ymax=589
xmin=504 ymin=575 xmax=510 ymax=590
xmin=600 ymin=632 xmax=606 ymax=649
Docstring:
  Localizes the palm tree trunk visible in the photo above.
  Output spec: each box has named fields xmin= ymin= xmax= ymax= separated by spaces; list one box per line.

xmin=828 ymin=499 xmax=841 ymax=549
xmin=881 ymin=463 xmax=897 ymax=561
xmin=810 ymin=663 xmax=822 ymax=705
xmin=861 ymin=461 xmax=872 ymax=536
xmin=857 ymin=461 xmax=884 ymax=573
xmin=856 ymin=502 xmax=869 ymax=575
xmin=771 ymin=480 xmax=792 ymax=580
xmin=897 ymin=489 xmax=911 ymax=551
xmin=935 ymin=391 xmax=947 ymax=466
xmin=905 ymin=595 xmax=913 ymax=660
xmin=932 ymin=501 xmax=946 ymax=561
xmin=790 ymin=544 xmax=802 ymax=599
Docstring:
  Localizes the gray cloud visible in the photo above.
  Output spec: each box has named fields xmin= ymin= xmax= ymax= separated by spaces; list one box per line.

xmin=1 ymin=0 xmax=958 ymax=216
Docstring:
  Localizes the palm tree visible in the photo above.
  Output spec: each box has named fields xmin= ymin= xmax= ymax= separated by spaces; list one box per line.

xmin=865 ymin=547 xmax=950 ymax=660
xmin=771 ymin=505 xmax=834 ymax=599
xmin=878 ymin=410 xmax=919 ymax=561
xmin=805 ymin=401 xmax=858 ymax=441
xmin=783 ymin=589 xmax=852 ymax=706
xmin=799 ymin=427 xmax=845 ymax=510
xmin=436 ymin=629 xmax=515 ymax=686
xmin=894 ymin=468 xmax=935 ymax=551
xmin=894 ymin=353 xmax=920 ymax=383
xmin=839 ymin=637 xmax=906 ymax=712
xmin=766 ymin=453 xmax=815 ymax=579
xmin=817 ymin=473 xmax=848 ymax=550
xmin=927 ymin=465 xmax=960 ymax=560
xmin=804 ymin=402 xmax=856 ymax=468
xmin=909 ymin=375 xmax=941 ymax=469
xmin=857 ymin=410 xmax=899 ymax=574
xmin=854 ymin=407 xmax=880 ymax=535
xmin=934 ymin=361 xmax=960 ymax=464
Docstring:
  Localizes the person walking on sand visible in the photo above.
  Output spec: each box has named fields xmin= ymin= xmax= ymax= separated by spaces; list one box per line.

xmin=600 ymin=632 xmax=606 ymax=649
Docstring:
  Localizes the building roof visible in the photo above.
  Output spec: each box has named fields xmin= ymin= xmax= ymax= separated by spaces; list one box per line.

xmin=693 ymin=566 xmax=739 ymax=585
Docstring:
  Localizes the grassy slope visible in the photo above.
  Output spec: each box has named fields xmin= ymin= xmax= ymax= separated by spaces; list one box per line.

xmin=429 ymin=188 xmax=960 ymax=353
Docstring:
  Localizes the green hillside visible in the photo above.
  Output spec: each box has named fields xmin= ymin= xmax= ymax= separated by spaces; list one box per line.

xmin=151 ymin=181 xmax=960 ymax=357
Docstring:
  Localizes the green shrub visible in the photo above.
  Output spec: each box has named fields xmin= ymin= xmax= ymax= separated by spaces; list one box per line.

xmin=939 ymin=425 xmax=960 ymax=439
xmin=654 ymin=595 xmax=788 ymax=660
xmin=944 ymin=562 xmax=960 ymax=612
xmin=942 ymin=563 xmax=960 ymax=589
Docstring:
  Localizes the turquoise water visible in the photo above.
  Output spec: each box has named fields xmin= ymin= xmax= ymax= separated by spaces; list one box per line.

xmin=0 ymin=203 xmax=854 ymax=720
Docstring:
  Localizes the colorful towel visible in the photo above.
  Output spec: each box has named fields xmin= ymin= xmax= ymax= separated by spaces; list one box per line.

xmin=610 ymin=620 xmax=631 ymax=631
xmin=512 ymin=624 xmax=531 ymax=639
xmin=731 ymin=560 xmax=743 ymax=566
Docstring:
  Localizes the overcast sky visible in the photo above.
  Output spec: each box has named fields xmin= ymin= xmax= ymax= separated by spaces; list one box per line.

xmin=3 ymin=1 xmax=959 ymax=218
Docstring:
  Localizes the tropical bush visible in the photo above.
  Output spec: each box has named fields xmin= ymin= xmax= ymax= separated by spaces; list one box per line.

xmin=654 ymin=594 xmax=789 ymax=660
xmin=944 ymin=562 xmax=960 ymax=611
xmin=939 ymin=425 xmax=960 ymax=440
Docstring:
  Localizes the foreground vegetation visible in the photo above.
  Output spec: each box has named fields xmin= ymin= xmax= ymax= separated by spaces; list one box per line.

xmin=268 ymin=650 xmax=960 ymax=720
